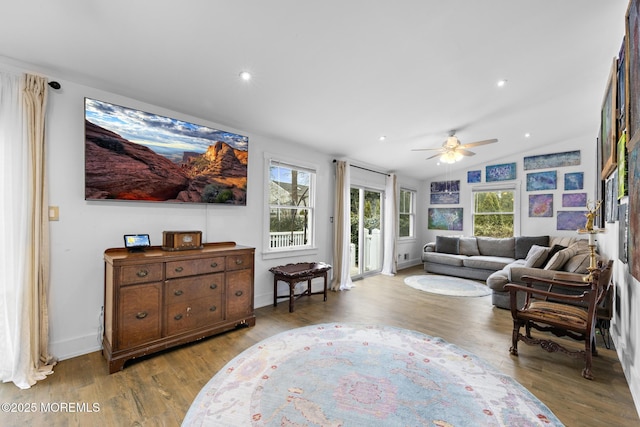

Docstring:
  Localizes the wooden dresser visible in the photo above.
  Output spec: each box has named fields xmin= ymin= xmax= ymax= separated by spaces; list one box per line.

xmin=103 ymin=242 xmax=255 ymax=373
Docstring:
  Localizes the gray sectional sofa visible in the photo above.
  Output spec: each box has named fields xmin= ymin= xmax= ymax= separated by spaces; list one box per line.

xmin=422 ymin=235 xmax=593 ymax=308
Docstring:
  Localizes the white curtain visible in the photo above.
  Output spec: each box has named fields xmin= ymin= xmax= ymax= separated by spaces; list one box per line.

xmin=0 ymin=70 xmax=55 ymax=389
xmin=331 ymin=160 xmax=354 ymax=291
xmin=381 ymin=173 xmax=398 ymax=276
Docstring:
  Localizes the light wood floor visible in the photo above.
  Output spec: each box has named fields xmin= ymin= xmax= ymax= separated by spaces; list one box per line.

xmin=0 ymin=265 xmax=637 ymax=426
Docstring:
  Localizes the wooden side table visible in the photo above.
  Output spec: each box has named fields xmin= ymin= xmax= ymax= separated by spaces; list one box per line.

xmin=269 ymin=262 xmax=332 ymax=312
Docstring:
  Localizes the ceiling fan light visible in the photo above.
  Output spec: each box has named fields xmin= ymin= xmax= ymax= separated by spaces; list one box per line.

xmin=440 ymin=152 xmax=456 ymax=164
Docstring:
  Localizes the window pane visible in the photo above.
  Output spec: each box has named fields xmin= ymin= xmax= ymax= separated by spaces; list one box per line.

xmin=473 ymin=189 xmax=515 ymax=237
xmin=399 ymin=213 xmax=410 ymax=237
xmin=269 ymin=165 xmax=311 ymax=206
xmin=269 ymin=207 xmax=310 ymax=248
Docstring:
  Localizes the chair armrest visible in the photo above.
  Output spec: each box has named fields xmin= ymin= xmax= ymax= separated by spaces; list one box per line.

xmin=520 ymin=275 xmax=592 ymax=290
xmin=504 ymin=283 xmax=590 ymax=304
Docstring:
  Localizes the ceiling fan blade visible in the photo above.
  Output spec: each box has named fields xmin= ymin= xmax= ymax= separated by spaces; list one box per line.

xmin=457 ymin=149 xmax=476 ymax=156
xmin=411 ymin=147 xmax=444 ymax=152
xmin=459 ymin=138 xmax=498 ymax=149
xmin=426 ymin=153 xmax=442 ymax=159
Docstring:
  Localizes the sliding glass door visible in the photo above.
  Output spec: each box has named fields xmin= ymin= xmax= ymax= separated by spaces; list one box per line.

xmin=350 ymin=187 xmax=383 ymax=279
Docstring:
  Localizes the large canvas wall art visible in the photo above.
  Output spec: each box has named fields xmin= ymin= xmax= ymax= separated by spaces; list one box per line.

xmin=557 ymin=211 xmax=588 ymax=231
xmin=84 ymin=98 xmax=249 ymax=205
xmin=486 ymin=163 xmax=516 ymax=182
xmin=526 ymin=171 xmax=557 ymax=191
xmin=428 ymin=208 xmax=463 ymax=231
xmin=627 ymin=0 xmax=640 ymax=146
xmin=523 ymin=150 xmax=581 ymax=170
xmin=528 ymin=194 xmax=553 ymax=217
xmin=629 ymin=142 xmax=640 ymax=281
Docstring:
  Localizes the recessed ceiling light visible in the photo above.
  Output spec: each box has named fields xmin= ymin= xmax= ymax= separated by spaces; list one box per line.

xmin=379 ymin=135 xmax=387 ymax=141
xmin=239 ymin=71 xmax=252 ymax=81
xmin=497 ymin=79 xmax=507 ymax=87
xmin=524 ymin=133 xmax=531 ymax=138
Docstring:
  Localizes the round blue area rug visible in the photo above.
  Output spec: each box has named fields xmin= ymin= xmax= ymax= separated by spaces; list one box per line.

xmin=183 ymin=323 xmax=563 ymax=426
xmin=404 ymin=274 xmax=492 ymax=297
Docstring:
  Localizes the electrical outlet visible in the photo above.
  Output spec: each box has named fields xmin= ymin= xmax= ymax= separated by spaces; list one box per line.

xmin=48 ymin=206 xmax=59 ymax=221
xmin=404 ymin=253 xmax=408 ymax=260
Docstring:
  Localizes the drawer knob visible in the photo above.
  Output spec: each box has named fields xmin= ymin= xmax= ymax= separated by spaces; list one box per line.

xmin=135 ymin=311 xmax=148 ymax=319
xmin=174 ymin=314 xmax=183 ymax=321
xmin=209 ymin=305 xmax=217 ymax=312
xmin=210 ymin=283 xmax=218 ymax=290
xmin=235 ymin=290 xmax=243 ymax=297
xmin=136 ymin=269 xmax=149 ymax=278
xmin=174 ymin=290 xmax=183 ymax=296
xmin=174 ymin=266 xmax=184 ymax=273
xmin=210 ymin=262 xmax=218 ymax=268
xmin=235 ymin=258 xmax=243 ymax=265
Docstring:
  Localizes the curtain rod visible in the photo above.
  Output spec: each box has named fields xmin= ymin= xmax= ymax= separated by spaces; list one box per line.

xmin=332 ymin=159 xmax=390 ymax=177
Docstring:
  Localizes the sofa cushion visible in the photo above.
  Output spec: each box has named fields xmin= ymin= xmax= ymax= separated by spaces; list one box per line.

xmin=563 ymin=253 xmax=591 ymax=273
xmin=459 ymin=237 xmax=480 ymax=256
xmin=486 ymin=269 xmax=509 ymax=291
xmin=524 ymin=245 xmax=551 ymax=268
xmin=436 ymin=236 xmax=459 ymax=254
xmin=476 ymin=237 xmax=515 ymax=258
xmin=515 ymin=235 xmax=550 ymax=259
xmin=463 ymin=255 xmax=513 ymax=271
xmin=423 ymin=252 xmax=466 ymax=267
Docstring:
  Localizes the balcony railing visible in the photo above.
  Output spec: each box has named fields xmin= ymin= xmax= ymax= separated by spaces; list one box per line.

xmin=270 ymin=231 xmax=307 ymax=248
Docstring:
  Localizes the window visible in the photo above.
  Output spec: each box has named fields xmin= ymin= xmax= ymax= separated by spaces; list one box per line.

xmin=398 ymin=189 xmax=415 ymax=238
xmin=472 ymin=186 xmax=518 ymax=237
xmin=266 ymin=159 xmax=316 ymax=252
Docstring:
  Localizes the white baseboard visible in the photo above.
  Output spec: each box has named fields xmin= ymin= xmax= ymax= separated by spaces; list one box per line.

xmin=50 ymin=333 xmax=102 ymax=361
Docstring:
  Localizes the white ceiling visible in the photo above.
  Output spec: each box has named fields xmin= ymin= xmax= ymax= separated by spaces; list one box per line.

xmin=0 ymin=1 xmax=629 ymax=179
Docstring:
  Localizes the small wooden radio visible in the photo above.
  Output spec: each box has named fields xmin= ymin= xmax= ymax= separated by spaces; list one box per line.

xmin=162 ymin=231 xmax=203 ymax=251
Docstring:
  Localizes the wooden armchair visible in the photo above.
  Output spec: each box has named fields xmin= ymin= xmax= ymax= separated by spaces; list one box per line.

xmin=505 ymin=259 xmax=613 ymax=380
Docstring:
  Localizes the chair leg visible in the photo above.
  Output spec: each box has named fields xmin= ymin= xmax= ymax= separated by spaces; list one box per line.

xmin=510 ymin=321 xmax=520 ymax=356
xmin=583 ymin=336 xmax=594 ymax=380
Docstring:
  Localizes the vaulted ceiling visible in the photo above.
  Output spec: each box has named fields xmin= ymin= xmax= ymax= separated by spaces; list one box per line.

xmin=0 ymin=1 xmax=629 ymax=179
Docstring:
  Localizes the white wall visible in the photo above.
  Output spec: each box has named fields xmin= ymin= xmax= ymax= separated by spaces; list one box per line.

xmin=2 ymin=57 xmax=425 ymax=361
xmin=421 ymin=137 xmax=598 ymax=243
xmin=24 ymin=70 xmax=339 ymax=360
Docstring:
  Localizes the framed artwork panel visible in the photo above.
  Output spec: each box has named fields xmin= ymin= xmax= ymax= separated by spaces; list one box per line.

xmin=486 ymin=163 xmax=516 ymax=182
xmin=562 ymin=193 xmax=587 ymax=208
xmin=526 ymin=171 xmax=557 ymax=191
xmin=529 ymin=194 xmax=553 ymax=217
xmin=618 ymin=132 xmax=628 ymax=199
xmin=428 ymin=208 xmax=463 ymax=231
xmin=626 ymin=0 xmax=640 ymax=149
xmin=557 ymin=211 xmax=588 ymax=231
xmin=601 ymin=58 xmax=618 ymax=178
xmin=564 ymin=172 xmax=584 ymax=190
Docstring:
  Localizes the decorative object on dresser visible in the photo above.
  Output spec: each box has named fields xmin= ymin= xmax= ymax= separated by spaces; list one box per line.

xmin=270 ymin=262 xmax=332 ymax=312
xmin=162 ymin=230 xmax=203 ymax=251
xmin=103 ymin=241 xmax=255 ymax=373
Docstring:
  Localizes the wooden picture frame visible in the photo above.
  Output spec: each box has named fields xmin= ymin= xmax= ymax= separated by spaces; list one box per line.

xmin=601 ymin=58 xmax=618 ymax=178
xmin=626 ymin=0 xmax=640 ymax=150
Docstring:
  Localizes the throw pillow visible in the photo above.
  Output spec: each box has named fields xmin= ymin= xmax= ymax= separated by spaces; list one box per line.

xmin=436 ymin=236 xmax=459 ymax=255
xmin=563 ymin=253 xmax=592 ymax=273
xmin=524 ymin=245 xmax=551 ymax=268
xmin=544 ymin=246 xmax=578 ymax=270
xmin=476 ymin=237 xmax=515 ymax=258
xmin=515 ymin=236 xmax=550 ymax=259
xmin=458 ymin=237 xmax=480 ymax=256
xmin=543 ymin=244 xmax=566 ymax=266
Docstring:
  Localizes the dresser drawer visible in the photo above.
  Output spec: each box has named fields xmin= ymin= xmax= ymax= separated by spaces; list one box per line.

xmin=165 ymin=273 xmax=224 ymax=304
xmin=166 ymin=256 xmax=225 ymax=278
xmin=120 ymin=263 xmax=163 ymax=285
xmin=226 ymin=253 xmax=254 ymax=271
xmin=226 ymin=269 xmax=254 ymax=319
xmin=166 ymin=295 xmax=223 ymax=336
xmin=118 ymin=282 xmax=162 ymax=348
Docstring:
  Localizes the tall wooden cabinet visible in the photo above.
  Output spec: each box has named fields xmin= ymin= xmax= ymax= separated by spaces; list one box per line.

xmin=103 ymin=242 xmax=255 ymax=373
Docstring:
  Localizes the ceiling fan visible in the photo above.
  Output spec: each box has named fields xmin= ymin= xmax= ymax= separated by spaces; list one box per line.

xmin=412 ymin=132 xmax=498 ymax=164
